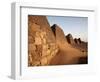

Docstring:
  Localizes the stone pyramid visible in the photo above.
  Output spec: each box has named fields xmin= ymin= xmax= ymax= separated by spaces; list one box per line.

xmin=28 ymin=16 xmax=87 ymax=66
xmin=66 ymin=34 xmax=75 ymax=44
xmin=28 ymin=15 xmax=58 ymax=66
xmin=50 ymin=24 xmax=84 ymax=65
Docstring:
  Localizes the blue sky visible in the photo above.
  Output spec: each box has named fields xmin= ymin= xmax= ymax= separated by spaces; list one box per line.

xmin=47 ymin=16 xmax=88 ymax=42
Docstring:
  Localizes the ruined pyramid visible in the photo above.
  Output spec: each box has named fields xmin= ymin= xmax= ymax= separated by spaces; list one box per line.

xmin=28 ymin=15 xmax=58 ymax=66
xmin=50 ymin=24 xmax=86 ymax=65
xmin=28 ymin=15 xmax=87 ymax=66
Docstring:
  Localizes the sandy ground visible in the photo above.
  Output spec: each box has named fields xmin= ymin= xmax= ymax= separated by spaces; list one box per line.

xmin=49 ymin=42 xmax=87 ymax=65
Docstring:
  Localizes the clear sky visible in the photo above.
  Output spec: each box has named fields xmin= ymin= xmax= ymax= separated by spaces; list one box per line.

xmin=47 ymin=16 xmax=88 ymax=42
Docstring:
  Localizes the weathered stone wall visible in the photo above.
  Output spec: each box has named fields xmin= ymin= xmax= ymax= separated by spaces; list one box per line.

xmin=28 ymin=15 xmax=59 ymax=66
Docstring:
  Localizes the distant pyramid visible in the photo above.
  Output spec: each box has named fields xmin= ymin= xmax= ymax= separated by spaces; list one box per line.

xmin=50 ymin=24 xmax=83 ymax=65
xmin=78 ymin=38 xmax=81 ymax=44
xmin=66 ymin=34 xmax=75 ymax=44
xmin=74 ymin=38 xmax=80 ymax=44
xmin=51 ymin=24 xmax=69 ymax=45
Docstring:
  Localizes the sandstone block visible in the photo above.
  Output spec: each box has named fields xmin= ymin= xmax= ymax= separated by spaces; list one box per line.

xmin=42 ymin=50 xmax=47 ymax=57
xmin=28 ymin=36 xmax=34 ymax=43
xmin=41 ymin=57 xmax=48 ymax=65
xmin=34 ymin=36 xmax=42 ymax=45
xmin=40 ymin=31 xmax=46 ymax=38
xmin=28 ymin=43 xmax=36 ymax=51
xmin=42 ymin=38 xmax=46 ymax=44
xmin=47 ymin=49 xmax=51 ymax=54
xmin=33 ymin=61 xmax=41 ymax=66
xmin=28 ymin=23 xmax=41 ymax=34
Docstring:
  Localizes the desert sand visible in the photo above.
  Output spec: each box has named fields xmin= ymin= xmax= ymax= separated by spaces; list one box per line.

xmin=28 ymin=15 xmax=88 ymax=66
